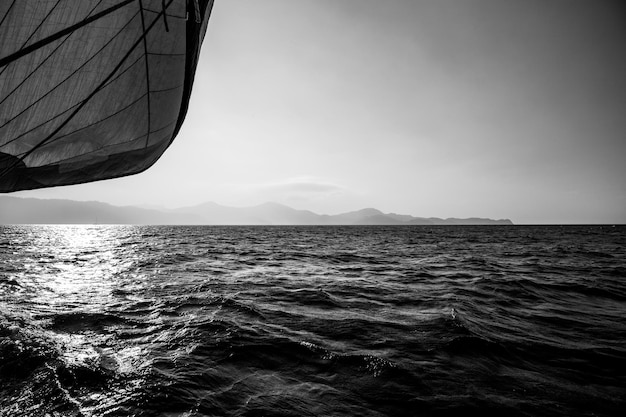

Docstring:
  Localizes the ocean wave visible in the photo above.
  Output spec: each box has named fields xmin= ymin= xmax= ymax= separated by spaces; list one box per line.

xmin=0 ymin=225 xmax=624 ymax=416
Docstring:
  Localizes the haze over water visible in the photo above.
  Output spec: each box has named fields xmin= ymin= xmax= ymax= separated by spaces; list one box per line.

xmin=1 ymin=225 xmax=625 ymax=416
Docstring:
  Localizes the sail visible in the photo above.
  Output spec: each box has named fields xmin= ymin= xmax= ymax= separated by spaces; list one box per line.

xmin=0 ymin=0 xmax=214 ymax=192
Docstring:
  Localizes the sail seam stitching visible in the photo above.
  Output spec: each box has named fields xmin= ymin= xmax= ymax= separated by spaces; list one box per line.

xmin=138 ymin=0 xmax=152 ymax=148
xmin=0 ymin=54 xmax=145 ymax=150
xmin=24 ymin=93 xmax=149 ymax=151
xmin=0 ymin=0 xmax=17 ymax=30
xmin=0 ymin=0 xmax=64 ymax=80
xmin=0 ymin=0 xmax=136 ymax=68
xmin=0 ymin=11 xmax=141 ymax=133
xmin=0 ymin=0 xmax=106 ymax=108
xmin=35 ymin=84 xmax=181 ymax=160
xmin=0 ymin=0 xmax=177 ymax=180
xmin=15 ymin=122 xmax=176 ymax=164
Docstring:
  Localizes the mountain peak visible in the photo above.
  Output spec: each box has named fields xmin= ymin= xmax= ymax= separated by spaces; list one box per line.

xmin=352 ymin=208 xmax=384 ymax=216
xmin=0 ymin=196 xmax=513 ymax=225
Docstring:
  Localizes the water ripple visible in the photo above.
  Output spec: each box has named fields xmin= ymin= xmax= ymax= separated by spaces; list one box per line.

xmin=1 ymin=225 xmax=625 ymax=416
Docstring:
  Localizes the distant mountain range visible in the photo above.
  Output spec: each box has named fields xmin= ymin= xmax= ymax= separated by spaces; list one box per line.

xmin=0 ymin=196 xmax=513 ymax=225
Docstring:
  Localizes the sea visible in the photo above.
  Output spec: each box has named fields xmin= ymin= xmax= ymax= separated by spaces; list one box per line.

xmin=0 ymin=225 xmax=624 ymax=416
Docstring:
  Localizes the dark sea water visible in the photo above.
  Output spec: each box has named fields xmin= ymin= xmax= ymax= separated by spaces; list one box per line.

xmin=1 ymin=225 xmax=625 ymax=416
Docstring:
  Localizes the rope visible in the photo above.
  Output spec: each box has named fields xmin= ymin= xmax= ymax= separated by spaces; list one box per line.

xmin=0 ymin=0 xmax=135 ymax=68
xmin=0 ymin=0 xmax=106 ymax=107
xmin=138 ymin=0 xmax=152 ymax=148
xmin=162 ymin=0 xmax=170 ymax=31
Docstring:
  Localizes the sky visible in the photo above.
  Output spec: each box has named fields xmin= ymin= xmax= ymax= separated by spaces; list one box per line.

xmin=12 ymin=0 xmax=626 ymax=224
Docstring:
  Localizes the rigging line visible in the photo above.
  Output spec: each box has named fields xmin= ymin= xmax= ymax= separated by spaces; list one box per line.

xmin=150 ymin=121 xmax=178 ymax=136
xmin=0 ymin=0 xmax=135 ymax=68
xmin=0 ymin=0 xmax=17 ymax=30
xmin=0 ymin=54 xmax=145 ymax=149
xmin=0 ymin=35 xmax=70 ymax=106
xmin=149 ymin=120 xmax=178 ymax=135
xmin=41 ymin=92 xmax=148 ymax=146
xmin=0 ymin=10 xmax=141 ymax=132
xmin=138 ymin=0 xmax=152 ymax=148
xmin=147 ymin=52 xmax=185 ymax=56
xmin=161 ymin=0 xmax=169 ymax=32
xmin=0 ymin=0 xmax=106 ymax=107
xmin=0 ymin=0 xmax=177 ymax=180
xmin=0 ymin=0 xmax=63 ymax=79
xmin=1 ymin=103 xmax=82 ymax=149
xmin=66 ymin=122 xmax=176 ymax=161
xmin=142 ymin=8 xmax=185 ymax=19
xmin=150 ymin=84 xmax=183 ymax=93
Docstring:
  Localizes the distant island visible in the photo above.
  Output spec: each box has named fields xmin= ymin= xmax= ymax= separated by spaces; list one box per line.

xmin=0 ymin=196 xmax=513 ymax=225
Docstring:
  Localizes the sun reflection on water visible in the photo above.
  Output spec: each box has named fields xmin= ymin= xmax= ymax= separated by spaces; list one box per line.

xmin=17 ymin=225 xmax=133 ymax=313
xmin=0 ymin=225 xmax=156 ymax=400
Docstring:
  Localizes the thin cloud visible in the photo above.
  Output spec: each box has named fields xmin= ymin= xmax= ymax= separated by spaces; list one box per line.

xmin=260 ymin=177 xmax=346 ymax=195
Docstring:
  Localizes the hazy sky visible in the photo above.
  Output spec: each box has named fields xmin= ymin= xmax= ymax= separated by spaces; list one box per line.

xmin=13 ymin=0 xmax=626 ymax=224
